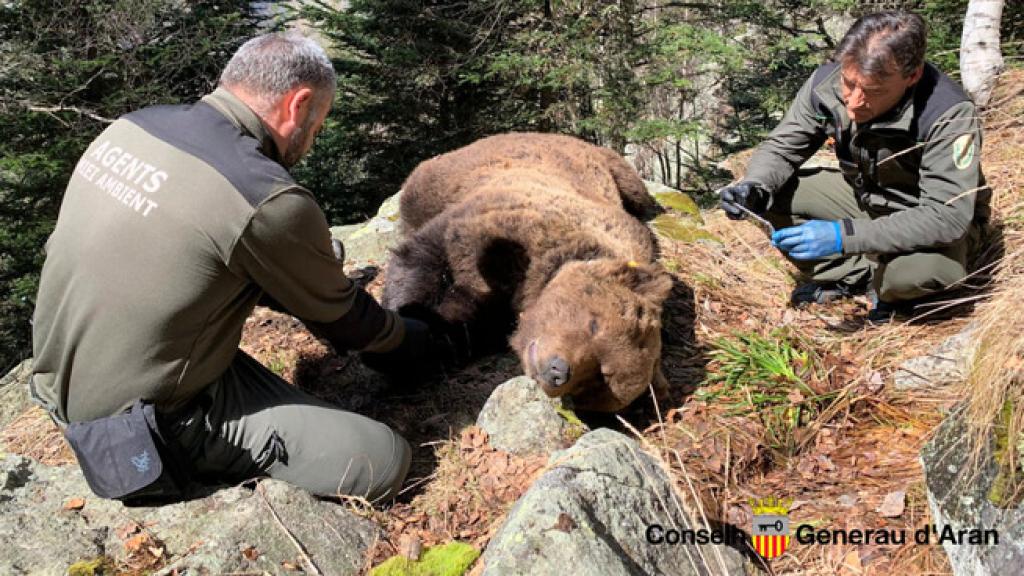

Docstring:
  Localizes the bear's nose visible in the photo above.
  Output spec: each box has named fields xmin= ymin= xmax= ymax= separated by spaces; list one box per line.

xmin=539 ymin=356 xmax=571 ymax=388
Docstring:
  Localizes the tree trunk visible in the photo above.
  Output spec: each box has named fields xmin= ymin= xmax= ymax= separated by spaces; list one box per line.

xmin=960 ymin=0 xmax=1004 ymax=107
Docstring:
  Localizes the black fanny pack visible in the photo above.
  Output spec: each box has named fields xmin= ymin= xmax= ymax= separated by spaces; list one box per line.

xmin=63 ymin=400 xmax=191 ymax=504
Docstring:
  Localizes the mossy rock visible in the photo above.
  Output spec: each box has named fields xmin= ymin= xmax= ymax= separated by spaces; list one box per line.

xmin=988 ymin=399 xmax=1024 ymax=508
xmin=653 ymin=191 xmax=702 ymax=223
xmin=650 ymin=214 xmax=720 ymax=244
xmin=922 ymin=403 xmax=1024 ymax=572
xmin=371 ymin=542 xmax=480 ymax=576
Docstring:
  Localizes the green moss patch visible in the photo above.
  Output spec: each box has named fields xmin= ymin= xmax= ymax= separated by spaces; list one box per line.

xmin=67 ymin=558 xmax=112 ymax=576
xmin=555 ymin=404 xmax=588 ymax=442
xmin=371 ymin=541 xmax=480 ymax=576
xmin=987 ymin=399 xmax=1024 ymax=508
xmin=651 ymin=214 xmax=719 ymax=244
xmin=653 ymin=191 xmax=702 ymax=222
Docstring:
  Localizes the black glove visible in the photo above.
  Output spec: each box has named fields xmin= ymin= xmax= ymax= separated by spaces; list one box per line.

xmin=360 ymin=317 xmax=438 ymax=377
xmin=719 ymin=181 xmax=769 ymax=220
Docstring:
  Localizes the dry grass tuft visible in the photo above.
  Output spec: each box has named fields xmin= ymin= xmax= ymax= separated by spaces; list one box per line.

xmin=962 ymin=243 xmax=1024 ymax=501
xmin=957 ymin=67 xmax=1024 ymax=506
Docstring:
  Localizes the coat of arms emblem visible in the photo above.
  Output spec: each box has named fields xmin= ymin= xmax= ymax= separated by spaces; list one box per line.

xmin=750 ymin=497 xmax=791 ymax=560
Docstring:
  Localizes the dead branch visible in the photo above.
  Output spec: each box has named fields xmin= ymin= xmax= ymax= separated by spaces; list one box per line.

xmin=25 ymin=104 xmax=113 ymax=124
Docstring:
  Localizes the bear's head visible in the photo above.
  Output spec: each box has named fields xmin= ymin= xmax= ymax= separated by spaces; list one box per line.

xmin=510 ymin=259 xmax=673 ymax=412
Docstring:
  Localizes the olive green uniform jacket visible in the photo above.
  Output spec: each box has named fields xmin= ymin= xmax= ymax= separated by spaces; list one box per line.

xmin=31 ymin=89 xmax=404 ymax=424
xmin=745 ymin=62 xmax=989 ymax=256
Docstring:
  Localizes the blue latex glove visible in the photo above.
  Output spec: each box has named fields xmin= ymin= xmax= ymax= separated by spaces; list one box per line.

xmin=771 ymin=220 xmax=843 ymax=260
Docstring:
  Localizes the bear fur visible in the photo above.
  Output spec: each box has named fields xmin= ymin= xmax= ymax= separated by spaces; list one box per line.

xmin=383 ymin=133 xmax=673 ymax=412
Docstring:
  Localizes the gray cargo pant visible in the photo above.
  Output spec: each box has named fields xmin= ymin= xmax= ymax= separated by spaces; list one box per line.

xmin=764 ymin=168 xmax=980 ymax=303
xmin=162 ymin=351 xmax=411 ymax=502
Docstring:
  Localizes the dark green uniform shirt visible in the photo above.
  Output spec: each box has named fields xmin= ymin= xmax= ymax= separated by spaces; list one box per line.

xmin=31 ymin=88 xmax=404 ymax=423
xmin=745 ymin=62 xmax=989 ymax=255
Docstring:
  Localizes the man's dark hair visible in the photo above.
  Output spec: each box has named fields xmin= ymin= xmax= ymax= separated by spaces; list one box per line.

xmin=834 ymin=12 xmax=927 ymax=78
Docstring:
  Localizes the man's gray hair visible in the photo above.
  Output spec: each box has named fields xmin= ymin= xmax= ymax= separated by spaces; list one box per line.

xmin=220 ymin=32 xmax=336 ymax=111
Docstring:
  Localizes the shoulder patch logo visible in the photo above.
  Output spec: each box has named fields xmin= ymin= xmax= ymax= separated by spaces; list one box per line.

xmin=952 ymin=133 xmax=975 ymax=170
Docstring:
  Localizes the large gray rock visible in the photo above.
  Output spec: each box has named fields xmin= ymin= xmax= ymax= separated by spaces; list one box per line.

xmin=330 ymin=192 xmax=403 ymax=270
xmin=482 ymin=428 xmax=747 ymax=575
xmin=476 ymin=376 xmax=588 ymax=456
xmin=0 ymin=359 xmax=33 ymax=430
xmin=1 ymin=455 xmax=120 ymax=574
xmin=894 ymin=325 xmax=978 ymax=390
xmin=0 ymin=455 xmax=379 ymax=575
xmin=921 ymin=406 xmax=1024 ymax=575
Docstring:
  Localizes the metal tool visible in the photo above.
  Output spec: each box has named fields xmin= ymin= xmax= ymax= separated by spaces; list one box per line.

xmin=729 ymin=202 xmax=776 ymax=237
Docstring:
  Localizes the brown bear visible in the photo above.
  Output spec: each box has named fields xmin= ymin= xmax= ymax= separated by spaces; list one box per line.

xmin=383 ymin=132 xmax=673 ymax=412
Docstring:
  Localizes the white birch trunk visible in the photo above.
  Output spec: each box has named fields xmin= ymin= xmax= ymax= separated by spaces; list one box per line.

xmin=960 ymin=0 xmax=1004 ymax=107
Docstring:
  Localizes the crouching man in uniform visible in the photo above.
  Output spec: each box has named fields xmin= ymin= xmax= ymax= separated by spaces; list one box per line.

xmin=31 ymin=32 xmax=432 ymax=503
xmin=720 ymin=12 xmax=989 ymax=322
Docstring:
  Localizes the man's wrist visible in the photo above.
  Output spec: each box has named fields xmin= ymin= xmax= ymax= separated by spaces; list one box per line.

xmin=743 ymin=180 xmax=771 ymax=213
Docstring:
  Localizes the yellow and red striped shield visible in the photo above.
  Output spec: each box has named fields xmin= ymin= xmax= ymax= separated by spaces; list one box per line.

xmin=752 ymin=533 xmax=790 ymax=559
xmin=750 ymin=506 xmax=791 ymax=560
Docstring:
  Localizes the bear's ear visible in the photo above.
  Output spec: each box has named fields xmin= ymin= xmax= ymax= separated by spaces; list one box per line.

xmin=622 ymin=262 xmax=673 ymax=303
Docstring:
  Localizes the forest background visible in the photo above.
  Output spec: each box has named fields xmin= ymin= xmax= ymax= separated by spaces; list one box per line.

xmin=1 ymin=0 xmax=1020 ymax=373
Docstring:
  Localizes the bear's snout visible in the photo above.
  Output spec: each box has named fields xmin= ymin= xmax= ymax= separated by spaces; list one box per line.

xmin=538 ymin=355 xmax=571 ymax=389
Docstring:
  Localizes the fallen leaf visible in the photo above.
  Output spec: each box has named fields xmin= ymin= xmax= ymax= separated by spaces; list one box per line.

xmin=706 ymin=454 xmax=724 ymax=473
xmin=116 ymin=521 xmax=141 ymax=540
xmin=489 ymin=452 xmax=509 ymax=475
xmin=867 ymin=371 xmax=885 ymax=392
xmin=63 ymin=497 xmax=86 ymax=510
xmin=838 ymin=493 xmax=858 ymax=508
xmin=858 ymin=544 xmax=886 ymax=565
xmin=553 ymin=513 xmax=577 ymax=533
xmin=816 ymin=455 xmax=837 ymax=472
xmin=469 ymin=427 xmax=488 ymax=448
xmin=184 ymin=540 xmax=204 ymax=554
xmin=796 ymin=457 xmax=817 ymax=479
xmin=241 ymin=546 xmax=260 ymax=561
xmin=125 ymin=534 xmax=148 ymax=552
xmin=725 ymin=504 xmax=751 ymax=527
xmin=398 ymin=533 xmax=422 ymax=561
xmin=840 ymin=548 xmax=863 ymax=575
xmin=877 ymin=490 xmax=906 ymax=518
